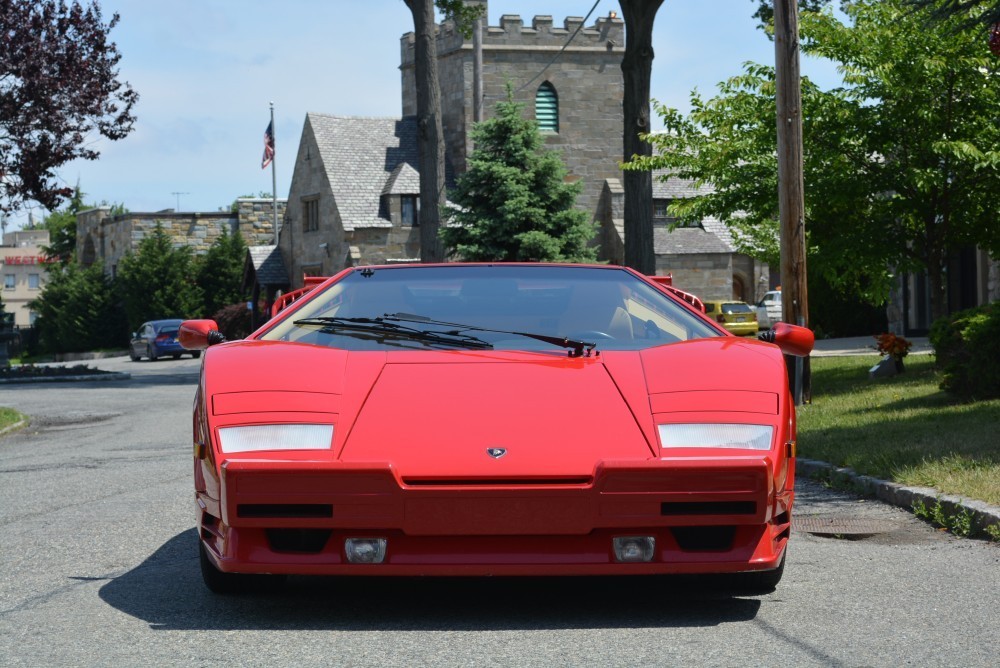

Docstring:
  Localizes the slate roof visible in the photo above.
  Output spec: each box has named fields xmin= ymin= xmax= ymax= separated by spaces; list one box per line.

xmin=651 ymin=171 xmax=736 ymax=255
xmin=382 ymin=162 xmax=421 ymax=196
xmin=246 ymin=245 xmax=288 ymax=287
xmin=308 ymin=114 xmax=419 ymax=230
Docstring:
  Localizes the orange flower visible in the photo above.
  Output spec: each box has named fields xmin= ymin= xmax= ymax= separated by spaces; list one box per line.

xmin=874 ymin=333 xmax=912 ymax=359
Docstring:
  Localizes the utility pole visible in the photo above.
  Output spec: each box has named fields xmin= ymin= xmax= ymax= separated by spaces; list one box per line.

xmin=472 ymin=5 xmax=483 ymax=123
xmin=774 ymin=0 xmax=810 ymax=403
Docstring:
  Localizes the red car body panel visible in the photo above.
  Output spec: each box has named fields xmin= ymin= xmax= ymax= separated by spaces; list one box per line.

xmin=186 ymin=264 xmax=809 ymax=580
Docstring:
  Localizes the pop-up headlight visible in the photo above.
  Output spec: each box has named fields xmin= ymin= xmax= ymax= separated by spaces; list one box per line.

xmin=658 ymin=423 xmax=773 ymax=451
xmin=218 ymin=424 xmax=334 ymax=453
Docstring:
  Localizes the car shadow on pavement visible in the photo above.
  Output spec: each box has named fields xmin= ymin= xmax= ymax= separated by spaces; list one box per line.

xmin=99 ymin=529 xmax=763 ymax=631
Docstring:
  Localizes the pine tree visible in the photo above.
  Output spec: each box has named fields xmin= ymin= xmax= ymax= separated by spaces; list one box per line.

xmin=29 ymin=263 xmax=126 ymax=353
xmin=441 ymin=87 xmax=598 ymax=263
xmin=196 ymin=227 xmax=248 ymax=318
xmin=116 ymin=224 xmax=203 ymax=330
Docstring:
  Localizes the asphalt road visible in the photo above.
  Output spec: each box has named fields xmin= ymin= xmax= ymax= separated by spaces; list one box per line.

xmin=1 ymin=355 xmax=998 ymax=667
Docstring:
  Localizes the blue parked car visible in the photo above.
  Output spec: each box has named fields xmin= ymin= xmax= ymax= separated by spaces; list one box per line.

xmin=129 ymin=319 xmax=201 ymax=361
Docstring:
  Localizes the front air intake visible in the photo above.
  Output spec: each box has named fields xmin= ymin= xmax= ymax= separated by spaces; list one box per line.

xmin=237 ymin=504 xmax=333 ymax=519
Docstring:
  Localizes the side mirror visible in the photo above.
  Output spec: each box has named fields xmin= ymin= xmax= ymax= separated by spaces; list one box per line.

xmin=758 ymin=322 xmax=814 ymax=357
xmin=179 ymin=319 xmax=226 ymax=350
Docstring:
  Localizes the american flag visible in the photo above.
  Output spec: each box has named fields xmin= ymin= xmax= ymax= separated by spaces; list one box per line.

xmin=261 ymin=120 xmax=275 ymax=169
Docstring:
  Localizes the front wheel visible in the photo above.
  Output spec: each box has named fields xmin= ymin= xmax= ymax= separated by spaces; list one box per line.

xmin=191 ymin=351 xmax=201 ymax=359
xmin=728 ymin=551 xmax=786 ymax=595
xmin=199 ymin=542 xmax=285 ymax=595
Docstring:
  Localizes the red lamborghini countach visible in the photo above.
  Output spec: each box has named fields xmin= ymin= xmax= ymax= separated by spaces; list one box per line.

xmin=179 ymin=263 xmax=813 ymax=594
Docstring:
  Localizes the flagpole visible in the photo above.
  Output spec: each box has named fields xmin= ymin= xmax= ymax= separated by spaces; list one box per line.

xmin=269 ymin=101 xmax=278 ymax=240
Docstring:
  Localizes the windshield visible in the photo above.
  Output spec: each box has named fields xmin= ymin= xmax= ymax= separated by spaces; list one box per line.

xmin=260 ymin=265 xmax=720 ymax=352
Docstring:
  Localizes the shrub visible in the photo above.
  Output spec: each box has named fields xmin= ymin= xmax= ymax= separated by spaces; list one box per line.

xmin=929 ymin=302 xmax=1000 ymax=400
xmin=211 ymin=303 xmax=254 ymax=341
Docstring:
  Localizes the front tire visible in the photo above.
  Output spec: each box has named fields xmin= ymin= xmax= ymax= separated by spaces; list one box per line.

xmin=199 ymin=541 xmax=286 ymax=595
xmin=191 ymin=351 xmax=202 ymax=359
xmin=728 ymin=551 xmax=786 ymax=595
xmin=129 ymin=348 xmax=140 ymax=362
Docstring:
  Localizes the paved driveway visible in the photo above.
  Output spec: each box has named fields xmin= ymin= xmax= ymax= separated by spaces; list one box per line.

xmin=0 ymin=355 xmax=997 ymax=667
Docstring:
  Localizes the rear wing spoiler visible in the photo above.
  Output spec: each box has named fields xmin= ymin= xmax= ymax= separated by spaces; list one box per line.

xmin=271 ymin=273 xmax=706 ymax=317
xmin=647 ymin=275 xmax=706 ymax=313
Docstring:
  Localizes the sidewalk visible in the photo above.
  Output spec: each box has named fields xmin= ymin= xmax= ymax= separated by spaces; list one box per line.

xmin=811 ymin=335 xmax=931 ymax=357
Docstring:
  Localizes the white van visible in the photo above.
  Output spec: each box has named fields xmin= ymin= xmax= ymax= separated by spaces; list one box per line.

xmin=756 ymin=290 xmax=782 ymax=329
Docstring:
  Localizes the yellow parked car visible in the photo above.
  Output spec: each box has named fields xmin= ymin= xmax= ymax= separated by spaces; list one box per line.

xmin=703 ymin=300 xmax=759 ymax=336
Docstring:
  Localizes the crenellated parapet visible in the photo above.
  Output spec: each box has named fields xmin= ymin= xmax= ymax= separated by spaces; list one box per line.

xmin=400 ymin=11 xmax=623 ymax=65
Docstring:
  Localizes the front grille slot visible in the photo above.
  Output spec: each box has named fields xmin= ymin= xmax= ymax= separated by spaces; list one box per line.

xmin=661 ymin=501 xmax=756 ymax=516
xmin=402 ymin=477 xmax=592 ymax=487
xmin=670 ymin=526 xmax=737 ymax=551
xmin=238 ymin=503 xmax=333 ymax=518
xmin=266 ymin=529 xmax=332 ymax=553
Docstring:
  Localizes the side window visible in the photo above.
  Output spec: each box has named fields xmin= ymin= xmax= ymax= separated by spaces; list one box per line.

xmin=535 ymin=82 xmax=559 ymax=133
xmin=401 ymin=196 xmax=418 ymax=226
xmin=302 ymin=196 xmax=319 ymax=232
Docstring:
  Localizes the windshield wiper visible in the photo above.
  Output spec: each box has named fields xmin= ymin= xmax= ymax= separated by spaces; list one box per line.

xmin=383 ymin=313 xmax=597 ymax=358
xmin=293 ymin=316 xmax=494 ymax=350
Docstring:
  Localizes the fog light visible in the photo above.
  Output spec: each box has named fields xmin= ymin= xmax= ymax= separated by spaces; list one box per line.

xmin=344 ymin=538 xmax=387 ymax=564
xmin=613 ymin=536 xmax=655 ymax=563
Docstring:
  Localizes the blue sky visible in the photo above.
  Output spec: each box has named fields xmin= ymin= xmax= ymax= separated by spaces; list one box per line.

xmin=5 ymin=0 xmax=843 ymax=231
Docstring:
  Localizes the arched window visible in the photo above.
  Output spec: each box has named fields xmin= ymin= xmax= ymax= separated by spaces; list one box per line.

xmin=535 ymin=82 xmax=559 ymax=133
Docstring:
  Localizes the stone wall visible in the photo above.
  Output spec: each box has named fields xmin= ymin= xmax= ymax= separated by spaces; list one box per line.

xmin=655 ymin=253 xmax=734 ymax=302
xmin=401 ymin=9 xmax=625 ymax=221
xmin=77 ymin=199 xmax=284 ymax=277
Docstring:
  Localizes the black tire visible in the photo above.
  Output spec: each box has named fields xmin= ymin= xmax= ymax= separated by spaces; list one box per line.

xmin=172 ymin=353 xmax=181 ymax=360
xmin=199 ymin=541 xmax=286 ymax=595
xmin=147 ymin=345 xmax=158 ymax=362
xmin=129 ymin=348 xmax=140 ymax=362
xmin=191 ymin=351 xmax=201 ymax=359
xmin=728 ymin=551 xmax=786 ymax=595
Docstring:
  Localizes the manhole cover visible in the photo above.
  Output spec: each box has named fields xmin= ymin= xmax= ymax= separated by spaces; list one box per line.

xmin=794 ymin=515 xmax=898 ymax=537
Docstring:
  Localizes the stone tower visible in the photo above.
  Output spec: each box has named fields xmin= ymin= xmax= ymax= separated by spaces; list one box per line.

xmin=400 ymin=1 xmax=625 ymax=220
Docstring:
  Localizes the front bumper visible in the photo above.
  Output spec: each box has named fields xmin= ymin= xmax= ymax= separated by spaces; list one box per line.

xmin=198 ymin=457 xmax=792 ymax=576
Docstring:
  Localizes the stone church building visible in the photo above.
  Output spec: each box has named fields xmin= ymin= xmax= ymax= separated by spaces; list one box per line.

xmin=266 ymin=1 xmax=768 ymax=306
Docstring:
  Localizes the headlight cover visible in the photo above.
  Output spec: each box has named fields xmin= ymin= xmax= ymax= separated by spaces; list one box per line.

xmin=218 ymin=424 xmax=334 ymax=453
xmin=658 ymin=423 xmax=774 ymax=451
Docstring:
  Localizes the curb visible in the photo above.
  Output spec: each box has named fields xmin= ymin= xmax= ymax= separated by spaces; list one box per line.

xmin=798 ymin=458 xmax=1000 ymax=536
xmin=0 ymin=418 xmax=28 ymax=436
xmin=0 ymin=372 xmax=131 ymax=385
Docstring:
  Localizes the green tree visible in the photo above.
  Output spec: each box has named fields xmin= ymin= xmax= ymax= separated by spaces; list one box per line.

xmin=29 ymin=262 xmax=126 ymax=353
xmin=0 ymin=0 xmax=137 ymax=214
xmin=196 ymin=227 xmax=248 ymax=318
xmin=442 ymin=89 xmax=598 ymax=263
xmin=39 ymin=184 xmax=85 ymax=266
xmin=628 ymin=0 xmax=1000 ymax=321
xmin=116 ymin=224 xmax=203 ymax=329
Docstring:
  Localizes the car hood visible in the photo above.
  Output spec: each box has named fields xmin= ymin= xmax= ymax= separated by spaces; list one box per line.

xmin=204 ymin=337 xmax=787 ymax=478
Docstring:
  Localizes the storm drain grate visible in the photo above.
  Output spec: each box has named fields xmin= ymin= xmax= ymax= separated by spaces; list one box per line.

xmin=794 ymin=515 xmax=899 ymax=537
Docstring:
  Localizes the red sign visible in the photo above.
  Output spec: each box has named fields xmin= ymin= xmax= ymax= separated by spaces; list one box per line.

xmin=1 ymin=255 xmax=53 ymax=265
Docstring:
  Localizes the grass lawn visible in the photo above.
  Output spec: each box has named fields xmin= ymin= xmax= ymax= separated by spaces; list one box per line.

xmin=0 ymin=406 xmax=27 ymax=433
xmin=797 ymin=355 xmax=1000 ymax=506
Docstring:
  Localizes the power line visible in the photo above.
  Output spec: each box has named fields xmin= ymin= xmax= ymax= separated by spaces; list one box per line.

xmin=484 ymin=0 xmax=604 ymax=99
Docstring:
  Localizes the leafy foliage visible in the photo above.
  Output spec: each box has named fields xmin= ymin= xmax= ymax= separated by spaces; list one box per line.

xmin=29 ymin=262 xmax=126 ymax=353
xmin=196 ymin=227 xmax=248 ymax=318
xmin=0 ymin=0 xmax=137 ymax=214
xmin=442 ymin=88 xmax=598 ymax=262
xmin=929 ymin=302 xmax=1000 ymax=399
xmin=211 ymin=302 xmax=254 ymax=341
xmin=116 ymin=224 xmax=203 ymax=330
xmin=628 ymin=0 xmax=1000 ymax=319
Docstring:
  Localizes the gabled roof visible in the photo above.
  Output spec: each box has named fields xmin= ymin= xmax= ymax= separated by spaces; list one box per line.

xmin=244 ymin=245 xmax=288 ymax=289
xmin=651 ymin=172 xmax=736 ymax=254
xmin=307 ymin=114 xmax=419 ymax=230
xmin=382 ymin=162 xmax=421 ymax=196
